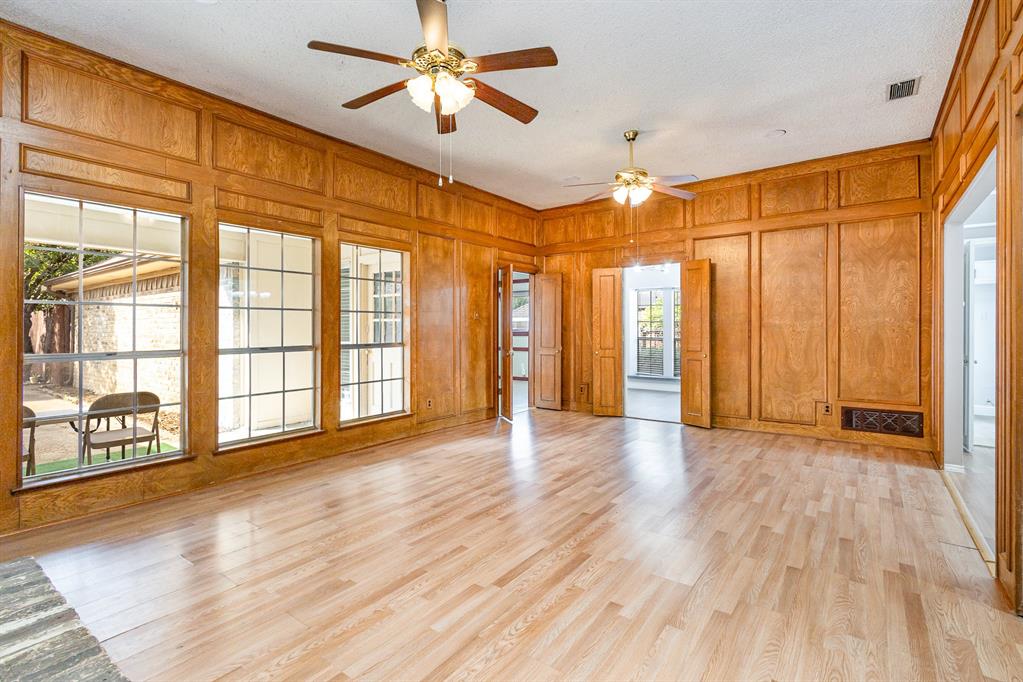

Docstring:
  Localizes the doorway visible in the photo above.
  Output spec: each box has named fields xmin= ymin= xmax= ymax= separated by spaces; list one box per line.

xmin=623 ymin=264 xmax=681 ymax=422
xmin=497 ymin=267 xmax=531 ymax=420
xmin=943 ymin=150 xmax=996 ymax=556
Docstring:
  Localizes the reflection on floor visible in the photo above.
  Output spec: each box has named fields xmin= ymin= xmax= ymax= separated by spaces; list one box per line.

xmin=6 ymin=411 xmax=1020 ymax=680
xmin=512 ymin=380 xmax=529 ymax=412
xmin=624 ymin=385 xmax=680 ymax=422
xmin=949 ymin=444 xmax=996 ymax=554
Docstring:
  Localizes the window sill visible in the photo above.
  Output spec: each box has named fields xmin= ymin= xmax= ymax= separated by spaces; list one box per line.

xmin=337 ymin=411 xmax=413 ymax=431
xmin=12 ymin=452 xmax=196 ymax=494
xmin=213 ymin=427 xmax=325 ymax=456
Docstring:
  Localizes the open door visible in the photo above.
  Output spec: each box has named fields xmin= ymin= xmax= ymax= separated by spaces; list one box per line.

xmin=681 ymin=258 xmax=712 ymax=427
xmin=533 ymin=273 xmax=563 ymax=410
xmin=592 ymin=268 xmax=623 ymax=416
xmin=498 ymin=264 xmax=515 ymax=421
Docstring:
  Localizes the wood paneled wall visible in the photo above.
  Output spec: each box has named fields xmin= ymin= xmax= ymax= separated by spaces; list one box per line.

xmin=539 ymin=141 xmax=933 ymax=450
xmin=0 ymin=21 xmax=539 ymax=533
xmin=930 ymin=0 xmax=1023 ymax=612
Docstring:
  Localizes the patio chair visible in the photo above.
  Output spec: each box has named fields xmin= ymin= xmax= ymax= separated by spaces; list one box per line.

xmin=83 ymin=392 xmax=161 ymax=464
xmin=22 ymin=405 xmax=36 ymax=476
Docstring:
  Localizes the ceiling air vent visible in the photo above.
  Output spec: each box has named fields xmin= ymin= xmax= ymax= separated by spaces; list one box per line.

xmin=887 ymin=77 xmax=920 ymax=101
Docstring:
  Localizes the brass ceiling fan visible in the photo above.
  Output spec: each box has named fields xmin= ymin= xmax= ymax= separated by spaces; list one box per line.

xmin=565 ymin=130 xmax=699 ymax=205
xmin=308 ymin=0 xmax=557 ymax=134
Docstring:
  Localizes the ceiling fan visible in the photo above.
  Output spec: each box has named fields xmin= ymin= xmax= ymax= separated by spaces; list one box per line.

xmin=565 ymin=130 xmax=699 ymax=206
xmin=308 ymin=0 xmax=557 ymax=134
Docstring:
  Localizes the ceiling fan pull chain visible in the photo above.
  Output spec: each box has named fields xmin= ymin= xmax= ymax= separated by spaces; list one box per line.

xmin=448 ymin=118 xmax=454 ymax=184
xmin=438 ymin=132 xmax=443 ymax=187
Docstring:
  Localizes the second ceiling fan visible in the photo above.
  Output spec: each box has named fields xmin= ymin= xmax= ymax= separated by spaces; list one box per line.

xmin=565 ymin=130 xmax=699 ymax=206
xmin=309 ymin=0 xmax=557 ymax=134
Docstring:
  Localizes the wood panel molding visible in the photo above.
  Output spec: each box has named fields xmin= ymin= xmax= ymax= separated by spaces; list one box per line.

xmin=963 ymin=0 xmax=999 ymax=122
xmin=578 ymin=208 xmax=617 ymax=241
xmin=215 ymin=187 xmax=321 ymax=227
xmin=336 ymin=216 xmax=412 ymax=245
xmin=416 ymin=182 xmax=458 ymax=226
xmin=333 ymin=155 xmax=412 ymax=215
xmin=496 ymin=207 xmax=536 ymax=245
xmin=838 ymin=157 xmax=920 ymax=207
xmin=637 ymin=196 xmax=685 ymax=232
xmin=837 ymin=215 xmax=921 ymax=405
xmin=21 ymin=144 xmax=191 ymax=201
xmin=541 ymin=215 xmax=576 ymax=245
xmin=212 ymin=115 xmax=325 ymax=193
xmin=759 ymin=171 xmax=827 ymax=217
xmin=694 ymin=184 xmax=750 ymax=226
xmin=461 ymin=196 xmax=495 ymax=236
xmin=758 ymin=225 xmax=828 ymax=425
xmin=694 ymin=234 xmax=751 ymax=419
xmin=21 ymin=53 xmax=200 ymax=163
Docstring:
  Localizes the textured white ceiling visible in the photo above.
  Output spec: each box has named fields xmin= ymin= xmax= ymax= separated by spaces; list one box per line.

xmin=0 ymin=0 xmax=969 ymax=209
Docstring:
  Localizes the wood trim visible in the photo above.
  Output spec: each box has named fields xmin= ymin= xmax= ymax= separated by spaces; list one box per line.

xmin=20 ymin=144 xmax=192 ymax=202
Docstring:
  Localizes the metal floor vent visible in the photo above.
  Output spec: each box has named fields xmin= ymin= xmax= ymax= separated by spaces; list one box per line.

xmin=887 ymin=78 xmax=920 ymax=101
xmin=841 ymin=407 xmax=924 ymax=437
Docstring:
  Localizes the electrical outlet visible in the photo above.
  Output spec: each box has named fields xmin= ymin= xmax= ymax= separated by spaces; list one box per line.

xmin=426 ymin=398 xmax=433 ymax=409
xmin=822 ymin=403 xmax=832 ymax=416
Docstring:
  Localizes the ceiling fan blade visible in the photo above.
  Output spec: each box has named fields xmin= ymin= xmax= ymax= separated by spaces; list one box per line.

xmin=649 ymin=174 xmax=699 ymax=185
xmin=468 ymin=47 xmax=558 ymax=74
xmin=652 ymin=184 xmax=696 ymax=200
xmin=468 ymin=79 xmax=538 ymax=124
xmin=435 ymin=94 xmax=456 ymax=134
xmin=581 ymin=189 xmax=612 ymax=203
xmin=417 ymin=0 xmax=449 ymax=55
xmin=562 ymin=181 xmax=614 ymax=188
xmin=308 ymin=41 xmax=407 ymax=66
xmin=342 ymin=81 xmax=408 ymax=109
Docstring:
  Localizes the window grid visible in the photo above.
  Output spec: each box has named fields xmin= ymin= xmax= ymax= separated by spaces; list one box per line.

xmin=636 ymin=289 xmax=665 ymax=376
xmin=340 ymin=243 xmax=406 ymax=422
xmin=217 ymin=225 xmax=318 ymax=446
xmin=21 ymin=192 xmax=186 ymax=480
xmin=673 ymin=289 xmax=682 ymax=378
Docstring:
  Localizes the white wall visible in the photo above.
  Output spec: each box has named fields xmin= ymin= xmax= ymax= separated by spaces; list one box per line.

xmin=971 ymin=248 xmax=996 ymax=417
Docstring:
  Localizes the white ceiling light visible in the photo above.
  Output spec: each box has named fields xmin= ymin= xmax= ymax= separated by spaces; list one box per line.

xmin=406 ymin=74 xmax=434 ymax=112
xmin=404 ymin=70 xmax=475 ymax=115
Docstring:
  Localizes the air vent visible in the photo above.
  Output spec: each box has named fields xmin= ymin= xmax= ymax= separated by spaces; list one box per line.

xmin=841 ymin=407 xmax=923 ymax=437
xmin=887 ymin=78 xmax=920 ymax=101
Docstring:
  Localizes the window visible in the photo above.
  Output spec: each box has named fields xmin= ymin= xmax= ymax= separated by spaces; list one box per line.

xmin=217 ymin=225 xmax=318 ymax=445
xmin=673 ymin=289 xmax=681 ymax=378
xmin=340 ymin=243 xmax=407 ymax=422
xmin=636 ymin=289 xmax=665 ymax=375
xmin=21 ymin=193 xmax=186 ymax=479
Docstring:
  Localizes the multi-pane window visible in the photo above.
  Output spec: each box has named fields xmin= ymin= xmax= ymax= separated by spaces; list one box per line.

xmin=21 ymin=193 xmax=186 ymax=479
xmin=340 ymin=243 xmax=407 ymax=422
xmin=673 ymin=289 xmax=682 ymax=378
xmin=636 ymin=289 xmax=665 ymax=375
xmin=217 ymin=224 xmax=318 ymax=445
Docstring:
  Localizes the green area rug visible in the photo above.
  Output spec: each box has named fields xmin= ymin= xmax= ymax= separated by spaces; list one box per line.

xmin=0 ymin=556 xmax=128 ymax=681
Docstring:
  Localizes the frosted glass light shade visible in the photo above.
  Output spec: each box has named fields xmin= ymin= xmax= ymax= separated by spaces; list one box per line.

xmin=406 ymin=74 xmax=434 ymax=112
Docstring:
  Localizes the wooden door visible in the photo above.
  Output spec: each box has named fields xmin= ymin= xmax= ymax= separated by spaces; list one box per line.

xmin=533 ymin=273 xmax=563 ymax=410
xmin=681 ymin=259 xmax=712 ymax=427
xmin=498 ymin=264 xmax=515 ymax=421
xmin=591 ymin=268 xmax=623 ymax=416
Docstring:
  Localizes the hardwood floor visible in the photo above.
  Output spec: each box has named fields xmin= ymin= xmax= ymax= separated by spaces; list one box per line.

xmin=948 ymin=444 xmax=997 ymax=555
xmin=3 ymin=410 xmax=1021 ymax=681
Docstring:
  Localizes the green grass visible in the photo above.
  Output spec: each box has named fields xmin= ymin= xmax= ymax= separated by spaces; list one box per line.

xmin=29 ymin=442 xmax=180 ymax=476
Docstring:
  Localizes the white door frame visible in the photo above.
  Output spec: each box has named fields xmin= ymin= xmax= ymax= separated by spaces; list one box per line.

xmin=943 ymin=151 xmax=995 ymax=470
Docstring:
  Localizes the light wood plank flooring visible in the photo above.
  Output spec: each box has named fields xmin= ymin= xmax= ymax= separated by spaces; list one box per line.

xmin=3 ymin=411 xmax=1022 ymax=680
